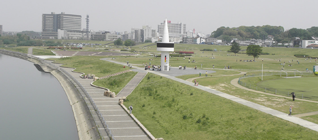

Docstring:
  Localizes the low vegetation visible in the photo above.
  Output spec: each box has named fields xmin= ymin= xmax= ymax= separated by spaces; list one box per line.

xmin=49 ymin=56 xmax=129 ymax=77
xmin=124 ymin=73 xmax=318 ymax=140
xmin=93 ymin=71 xmax=137 ymax=94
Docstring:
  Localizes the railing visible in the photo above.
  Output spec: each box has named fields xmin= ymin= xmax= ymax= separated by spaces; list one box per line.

xmin=0 ymin=49 xmax=115 ymax=140
xmin=238 ymin=72 xmax=318 ymax=101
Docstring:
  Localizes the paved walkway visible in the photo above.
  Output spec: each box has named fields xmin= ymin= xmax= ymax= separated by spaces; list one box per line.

xmin=102 ymin=58 xmax=318 ymax=133
xmin=230 ymin=78 xmax=318 ymax=104
xmin=117 ymin=71 xmax=147 ymax=98
xmin=61 ymin=67 xmax=150 ymax=140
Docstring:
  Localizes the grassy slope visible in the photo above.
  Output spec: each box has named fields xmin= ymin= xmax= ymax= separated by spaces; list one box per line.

xmin=0 ymin=47 xmax=28 ymax=54
xmin=177 ymin=70 xmax=241 ymax=80
xmin=124 ymin=73 xmax=318 ymax=140
xmin=49 ymin=56 xmax=129 ymax=77
xmin=93 ymin=71 xmax=137 ymax=94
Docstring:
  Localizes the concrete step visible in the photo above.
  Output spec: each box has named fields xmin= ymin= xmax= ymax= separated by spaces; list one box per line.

xmin=117 ymin=72 xmax=147 ymax=97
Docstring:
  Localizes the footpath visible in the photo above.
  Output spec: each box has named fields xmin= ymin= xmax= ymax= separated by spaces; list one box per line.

xmin=102 ymin=58 xmax=318 ymax=133
xmin=61 ymin=67 xmax=151 ymax=140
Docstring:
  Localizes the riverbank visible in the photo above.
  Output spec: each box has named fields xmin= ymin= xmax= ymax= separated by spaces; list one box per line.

xmin=0 ymin=49 xmax=101 ymax=140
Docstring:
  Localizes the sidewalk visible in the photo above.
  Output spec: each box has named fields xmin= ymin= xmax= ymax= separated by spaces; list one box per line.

xmin=102 ymin=58 xmax=318 ymax=133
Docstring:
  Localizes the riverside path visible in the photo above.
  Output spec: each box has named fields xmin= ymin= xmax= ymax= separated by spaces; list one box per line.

xmin=60 ymin=67 xmax=150 ymax=140
xmin=102 ymin=58 xmax=318 ymax=133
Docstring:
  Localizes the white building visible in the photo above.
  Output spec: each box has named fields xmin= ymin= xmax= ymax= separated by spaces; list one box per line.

xmin=301 ymin=40 xmax=318 ymax=48
xmin=158 ymin=20 xmax=186 ymax=38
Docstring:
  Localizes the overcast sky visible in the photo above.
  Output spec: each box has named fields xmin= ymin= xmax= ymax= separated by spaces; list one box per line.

xmin=1 ymin=0 xmax=318 ymax=34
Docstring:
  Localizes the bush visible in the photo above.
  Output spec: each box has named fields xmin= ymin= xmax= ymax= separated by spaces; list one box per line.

xmin=200 ymin=49 xmax=213 ymax=51
xmin=294 ymin=54 xmax=309 ymax=58
xmin=260 ymin=52 xmax=269 ymax=55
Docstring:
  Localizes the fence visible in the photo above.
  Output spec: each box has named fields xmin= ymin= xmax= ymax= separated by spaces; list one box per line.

xmin=238 ymin=72 xmax=318 ymax=101
xmin=0 ymin=49 xmax=114 ymax=140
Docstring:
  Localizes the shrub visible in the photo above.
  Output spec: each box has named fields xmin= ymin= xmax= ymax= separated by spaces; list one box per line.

xmin=196 ymin=118 xmax=201 ymax=123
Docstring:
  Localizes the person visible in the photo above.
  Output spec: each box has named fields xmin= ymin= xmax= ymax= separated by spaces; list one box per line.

xmin=199 ymin=72 xmax=201 ymax=77
xmin=188 ymin=59 xmax=190 ymax=63
xmin=291 ymin=92 xmax=296 ymax=101
xmin=289 ymin=106 xmax=292 ymax=116
xmin=205 ymin=71 xmax=207 ymax=77
xmin=196 ymin=81 xmax=199 ymax=86
xmin=194 ymin=79 xmax=197 ymax=86
xmin=129 ymin=105 xmax=133 ymax=114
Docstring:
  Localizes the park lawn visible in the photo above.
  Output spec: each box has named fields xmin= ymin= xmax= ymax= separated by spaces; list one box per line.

xmin=188 ymin=73 xmax=318 ymax=115
xmin=93 ymin=71 xmax=137 ymax=94
xmin=177 ymin=70 xmax=241 ymax=80
xmin=32 ymin=48 xmax=55 ymax=55
xmin=49 ymin=56 xmax=129 ymax=77
xmin=302 ymin=114 xmax=318 ymax=124
xmin=124 ymin=73 xmax=318 ymax=140
xmin=115 ymin=44 xmax=318 ymax=71
xmin=239 ymin=75 xmax=318 ymax=101
xmin=0 ymin=47 xmax=28 ymax=54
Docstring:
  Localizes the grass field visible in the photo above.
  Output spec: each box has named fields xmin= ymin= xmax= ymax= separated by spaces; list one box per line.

xmin=93 ymin=71 xmax=137 ymax=94
xmin=114 ymin=44 xmax=318 ymax=72
xmin=239 ymin=75 xmax=318 ymax=101
xmin=124 ymin=73 xmax=318 ymax=140
xmin=302 ymin=114 xmax=318 ymax=124
xmin=0 ymin=47 xmax=29 ymax=54
xmin=32 ymin=48 xmax=55 ymax=55
xmin=49 ymin=56 xmax=129 ymax=77
xmin=177 ymin=70 xmax=241 ymax=80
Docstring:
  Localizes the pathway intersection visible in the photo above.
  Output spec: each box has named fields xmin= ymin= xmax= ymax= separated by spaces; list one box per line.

xmin=102 ymin=58 xmax=318 ymax=133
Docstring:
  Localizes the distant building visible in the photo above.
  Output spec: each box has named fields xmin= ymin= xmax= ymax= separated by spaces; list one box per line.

xmin=42 ymin=12 xmax=83 ymax=39
xmin=0 ymin=25 xmax=2 ymax=36
xmin=158 ymin=20 xmax=186 ymax=38
xmin=301 ymin=40 xmax=318 ymax=48
xmin=135 ymin=30 xmax=141 ymax=43
xmin=152 ymin=30 xmax=157 ymax=38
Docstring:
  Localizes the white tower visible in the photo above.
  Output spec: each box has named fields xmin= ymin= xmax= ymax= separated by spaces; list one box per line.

xmin=157 ymin=19 xmax=174 ymax=71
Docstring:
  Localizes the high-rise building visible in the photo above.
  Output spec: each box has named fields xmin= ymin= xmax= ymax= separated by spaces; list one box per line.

xmin=158 ymin=20 xmax=186 ymax=37
xmin=42 ymin=12 xmax=82 ymax=39
xmin=152 ymin=29 xmax=157 ymax=38
xmin=142 ymin=26 xmax=152 ymax=40
xmin=0 ymin=25 xmax=2 ymax=36
xmin=135 ymin=29 xmax=141 ymax=43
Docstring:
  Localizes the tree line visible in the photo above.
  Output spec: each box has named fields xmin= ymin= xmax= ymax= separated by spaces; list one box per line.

xmin=0 ymin=34 xmax=63 ymax=47
xmin=212 ymin=25 xmax=318 ymax=43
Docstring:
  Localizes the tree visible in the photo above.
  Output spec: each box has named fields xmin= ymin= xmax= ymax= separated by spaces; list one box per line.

xmin=222 ymin=35 xmax=232 ymax=43
xmin=124 ymin=39 xmax=136 ymax=46
xmin=246 ymin=45 xmax=262 ymax=61
xmin=114 ymin=38 xmax=123 ymax=46
xmin=230 ymin=41 xmax=240 ymax=55
xmin=144 ymin=40 xmax=152 ymax=43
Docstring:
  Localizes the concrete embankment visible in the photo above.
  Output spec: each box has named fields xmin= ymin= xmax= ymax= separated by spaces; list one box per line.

xmin=0 ymin=49 xmax=101 ymax=140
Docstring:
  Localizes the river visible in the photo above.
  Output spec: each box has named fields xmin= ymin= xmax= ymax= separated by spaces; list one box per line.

xmin=0 ymin=54 xmax=78 ymax=140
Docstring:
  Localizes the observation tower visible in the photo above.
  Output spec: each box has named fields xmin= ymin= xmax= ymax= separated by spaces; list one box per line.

xmin=157 ymin=19 xmax=174 ymax=71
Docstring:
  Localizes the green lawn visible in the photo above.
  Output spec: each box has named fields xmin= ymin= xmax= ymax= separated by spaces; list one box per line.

xmin=177 ymin=70 xmax=241 ymax=80
xmin=49 ymin=56 xmax=129 ymax=77
xmin=115 ymin=44 xmax=318 ymax=72
xmin=239 ymin=75 xmax=318 ymax=101
xmin=124 ymin=73 xmax=318 ymax=140
xmin=32 ymin=48 xmax=55 ymax=55
xmin=93 ymin=71 xmax=137 ymax=94
xmin=0 ymin=47 xmax=28 ymax=54
xmin=302 ymin=114 xmax=318 ymax=124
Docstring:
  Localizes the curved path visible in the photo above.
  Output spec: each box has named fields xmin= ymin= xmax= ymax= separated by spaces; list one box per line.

xmin=103 ymin=58 xmax=318 ymax=133
xmin=230 ymin=78 xmax=318 ymax=104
